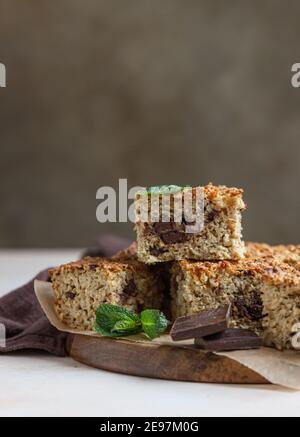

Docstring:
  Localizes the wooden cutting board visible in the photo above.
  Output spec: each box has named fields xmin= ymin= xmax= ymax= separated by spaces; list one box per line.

xmin=67 ymin=334 xmax=269 ymax=384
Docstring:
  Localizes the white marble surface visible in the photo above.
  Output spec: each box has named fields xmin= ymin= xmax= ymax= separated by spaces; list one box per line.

xmin=0 ymin=250 xmax=300 ymax=417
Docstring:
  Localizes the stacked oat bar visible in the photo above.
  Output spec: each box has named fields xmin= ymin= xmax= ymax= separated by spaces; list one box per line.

xmin=50 ymin=184 xmax=300 ymax=351
xmin=135 ymin=184 xmax=300 ymax=350
xmin=135 ymin=184 xmax=246 ymax=263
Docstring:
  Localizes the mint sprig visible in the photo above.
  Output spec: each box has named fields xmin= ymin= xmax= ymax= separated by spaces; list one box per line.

xmin=94 ymin=304 xmax=169 ymax=340
xmin=141 ymin=309 xmax=169 ymax=339
xmin=94 ymin=304 xmax=141 ymax=337
xmin=136 ymin=185 xmax=191 ymax=196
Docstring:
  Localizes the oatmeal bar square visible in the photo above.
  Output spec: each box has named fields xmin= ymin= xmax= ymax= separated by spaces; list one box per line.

xmin=135 ymin=184 xmax=246 ymax=263
xmin=171 ymin=243 xmax=300 ymax=350
xmin=49 ymin=257 xmax=164 ymax=331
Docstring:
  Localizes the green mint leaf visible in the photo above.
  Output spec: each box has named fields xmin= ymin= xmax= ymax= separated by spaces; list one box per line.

xmin=94 ymin=323 xmax=120 ymax=337
xmin=111 ymin=319 xmax=142 ymax=336
xmin=94 ymin=304 xmax=140 ymax=337
xmin=141 ymin=309 xmax=168 ymax=340
xmin=94 ymin=304 xmax=169 ymax=339
xmin=136 ymin=185 xmax=191 ymax=197
xmin=158 ymin=312 xmax=169 ymax=334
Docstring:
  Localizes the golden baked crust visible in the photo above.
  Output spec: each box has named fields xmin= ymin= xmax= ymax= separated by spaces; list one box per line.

xmin=246 ymin=241 xmax=300 ymax=262
xmin=178 ymin=258 xmax=300 ymax=286
xmin=203 ymin=183 xmax=246 ymax=208
xmin=49 ymin=253 xmax=148 ymax=277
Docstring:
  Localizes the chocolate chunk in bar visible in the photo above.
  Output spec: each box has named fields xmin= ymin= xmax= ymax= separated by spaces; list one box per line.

xmin=194 ymin=328 xmax=262 ymax=351
xmin=153 ymin=221 xmax=190 ymax=244
xmin=149 ymin=247 xmax=167 ymax=257
xmin=119 ymin=279 xmax=138 ymax=304
xmin=234 ymin=291 xmax=263 ymax=322
xmin=170 ymin=305 xmax=231 ymax=341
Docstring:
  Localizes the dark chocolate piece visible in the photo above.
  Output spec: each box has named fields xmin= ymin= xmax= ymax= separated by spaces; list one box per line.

xmin=194 ymin=328 xmax=262 ymax=351
xmin=206 ymin=210 xmax=218 ymax=223
xmin=149 ymin=247 xmax=167 ymax=257
xmin=120 ymin=279 xmax=137 ymax=304
xmin=160 ymin=231 xmax=188 ymax=244
xmin=122 ymin=279 xmax=136 ymax=296
xmin=66 ymin=292 xmax=76 ymax=300
xmin=234 ymin=291 xmax=263 ymax=322
xmin=153 ymin=221 xmax=191 ymax=244
xmin=153 ymin=222 xmax=178 ymax=234
xmin=170 ymin=305 xmax=231 ymax=341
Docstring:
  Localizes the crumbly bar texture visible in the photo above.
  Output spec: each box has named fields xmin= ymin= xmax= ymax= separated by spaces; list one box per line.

xmin=246 ymin=242 xmax=300 ymax=266
xmin=170 ymin=242 xmax=300 ymax=350
xmin=135 ymin=184 xmax=246 ymax=264
xmin=49 ymin=257 xmax=164 ymax=331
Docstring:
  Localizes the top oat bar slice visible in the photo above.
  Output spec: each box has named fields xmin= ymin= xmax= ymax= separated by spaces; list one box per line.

xmin=135 ymin=184 xmax=246 ymax=263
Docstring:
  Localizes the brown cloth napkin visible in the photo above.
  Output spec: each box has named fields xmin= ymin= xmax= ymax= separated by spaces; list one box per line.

xmin=0 ymin=235 xmax=131 ymax=357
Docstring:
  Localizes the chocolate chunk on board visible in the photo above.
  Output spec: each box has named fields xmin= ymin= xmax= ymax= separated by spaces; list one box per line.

xmin=170 ymin=305 xmax=231 ymax=341
xmin=194 ymin=329 xmax=262 ymax=352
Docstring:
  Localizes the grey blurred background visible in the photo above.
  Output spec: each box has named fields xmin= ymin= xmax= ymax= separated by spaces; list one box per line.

xmin=0 ymin=0 xmax=300 ymax=248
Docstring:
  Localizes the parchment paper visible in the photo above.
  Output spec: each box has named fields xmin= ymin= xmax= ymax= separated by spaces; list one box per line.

xmin=34 ymin=280 xmax=300 ymax=390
